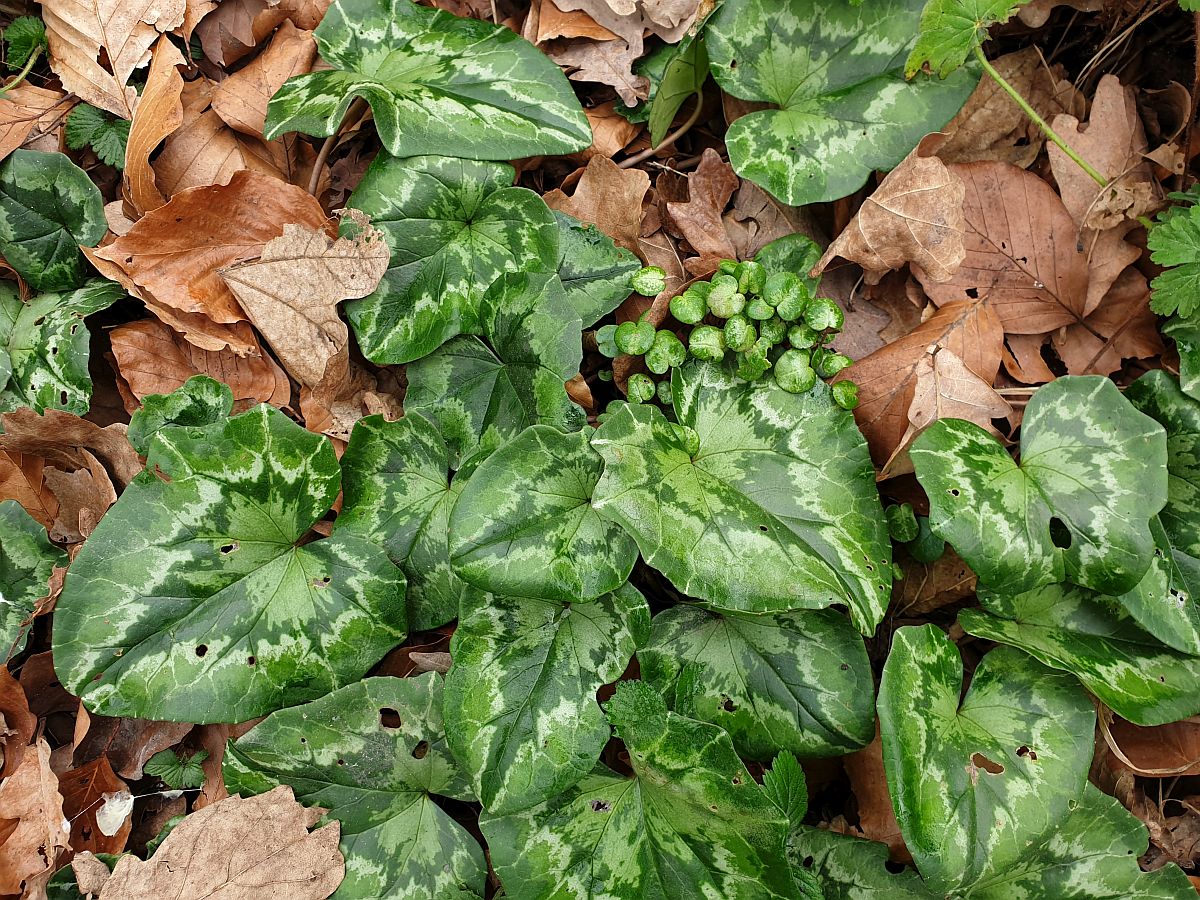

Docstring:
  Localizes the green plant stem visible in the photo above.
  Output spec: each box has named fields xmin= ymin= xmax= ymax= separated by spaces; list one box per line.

xmin=973 ymin=44 xmax=1107 ymax=188
xmin=0 ymin=46 xmax=41 ymax=97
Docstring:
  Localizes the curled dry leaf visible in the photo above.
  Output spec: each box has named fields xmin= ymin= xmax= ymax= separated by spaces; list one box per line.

xmin=0 ymin=667 xmax=36 ymax=779
xmin=666 ymin=148 xmax=740 ymax=272
xmin=212 ymin=21 xmax=318 ymax=138
xmin=0 ymin=85 xmax=71 ymax=166
xmin=526 ymin=0 xmax=618 ymax=42
xmin=123 ymin=35 xmax=186 ymax=217
xmin=1106 ymin=719 xmax=1200 ymax=777
xmin=99 ymin=785 xmax=344 ymax=900
xmin=0 ymin=408 xmax=141 ymax=489
xmin=0 ymin=739 xmax=68 ymax=895
xmin=0 ymin=451 xmax=59 ymax=529
xmin=544 ymin=155 xmax=649 ymax=255
xmin=43 ymin=450 xmax=117 ymax=543
xmin=195 ymin=0 xmax=289 ymax=68
xmin=58 ymin=756 xmax=132 ymax=857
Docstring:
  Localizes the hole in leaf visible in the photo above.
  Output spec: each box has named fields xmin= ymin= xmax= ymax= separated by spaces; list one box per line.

xmin=195 ymin=645 xmax=208 ymax=657
xmin=948 ymin=488 xmax=960 ymax=497
xmin=884 ymin=861 xmax=906 ymax=874
xmin=731 ymin=776 xmax=742 ymax=785
xmin=970 ymin=752 xmax=1004 ymax=775
xmin=247 ymin=656 xmax=256 ymax=666
xmin=721 ymin=696 xmax=736 ymax=712
xmin=758 ymin=524 xmax=768 ymax=532
xmin=802 ymin=856 xmax=815 ymax=869
xmin=50 ymin=345 xmax=57 ymax=356
xmin=60 ymin=391 xmax=67 ymax=405
xmin=840 ymin=663 xmax=849 ymax=671
xmin=1049 ymin=517 xmax=1072 ymax=549
xmin=965 ymin=288 xmax=979 ymax=299
xmin=412 ymin=741 xmax=430 ymax=759
xmin=300 ymin=737 xmax=306 ymax=744
xmin=590 ymin=799 xmax=611 ymax=812
xmin=1016 ymin=745 xmax=1038 ymax=761
xmin=337 ymin=759 xmax=345 ymax=766
xmin=220 ymin=542 xmax=239 ymax=554
xmin=313 ymin=575 xmax=332 ymax=588
xmin=709 ymin=804 xmax=718 ymax=811
xmin=380 ymin=708 xmax=401 ymax=729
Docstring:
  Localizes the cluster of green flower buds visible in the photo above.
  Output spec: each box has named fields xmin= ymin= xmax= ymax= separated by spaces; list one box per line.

xmin=597 ymin=261 xmax=859 ymax=410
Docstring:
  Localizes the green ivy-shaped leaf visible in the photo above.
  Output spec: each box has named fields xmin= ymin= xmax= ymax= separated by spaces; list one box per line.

xmin=264 ymin=0 xmax=590 ymax=160
xmin=0 ymin=279 xmax=123 ymax=415
xmin=789 ymin=829 xmax=936 ymax=900
xmin=52 ymin=405 xmax=407 ymax=723
xmin=960 ymin=583 xmax=1200 ymax=725
xmin=126 ymin=375 xmax=234 ymax=456
xmin=481 ymin=680 xmax=800 ymax=899
xmin=1 ymin=499 xmax=66 ymax=657
xmin=344 ymin=154 xmax=559 ymax=364
xmin=224 ymin=674 xmax=486 ymax=900
xmin=444 ymin=583 xmax=649 ymax=815
xmin=704 ymin=0 xmax=977 ymax=205
xmin=591 ymin=360 xmax=891 ymax=633
xmin=878 ymin=624 xmax=1095 ymax=896
xmin=911 ymin=375 xmax=1167 ymax=598
xmin=554 ymin=212 xmax=638 ymax=327
xmin=405 ymin=272 xmax=585 ymax=468
xmin=1163 ymin=317 xmax=1200 ymax=403
xmin=336 ymin=413 xmax=468 ymax=630
xmin=0 ymin=150 xmax=107 ymax=292
xmin=638 ymin=606 xmax=875 ymax=761
xmin=905 ymin=0 xmax=1029 ymax=78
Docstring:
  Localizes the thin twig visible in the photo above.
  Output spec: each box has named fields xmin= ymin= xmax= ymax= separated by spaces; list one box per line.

xmin=619 ymin=91 xmax=704 ymax=170
xmin=307 ymin=97 xmax=368 ymax=197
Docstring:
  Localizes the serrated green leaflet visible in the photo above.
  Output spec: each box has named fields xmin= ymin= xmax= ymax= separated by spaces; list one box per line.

xmin=126 ymin=376 xmax=234 ymax=456
xmin=0 ymin=150 xmax=107 ymax=292
xmin=450 ymin=425 xmax=637 ymax=602
xmin=336 ymin=413 xmax=466 ymax=630
xmin=223 ymin=674 xmax=486 ymax=899
xmin=52 ymin=405 xmax=407 ymax=723
xmin=481 ymin=680 xmax=799 ymax=899
xmin=0 ymin=279 xmax=123 ymax=415
xmin=911 ymin=375 xmax=1167 ymax=597
xmin=444 ymin=583 xmax=649 ymax=815
xmin=591 ymin=360 xmax=891 ymax=632
xmin=65 ymin=104 xmax=130 ymax=169
xmin=554 ymin=212 xmax=638 ymax=327
xmin=264 ymin=0 xmax=590 ymax=160
xmin=344 ymin=154 xmax=559 ymax=364
xmin=878 ymin=625 xmax=1094 ymax=896
xmin=704 ymin=0 xmax=977 ymax=205
xmin=406 ymin=273 xmax=586 ymax=468
xmin=789 ymin=829 xmax=936 ymax=899
xmin=906 ymin=0 xmax=1028 ymax=78
xmin=1 ymin=500 xmax=65 ymax=657
xmin=960 ymin=583 xmax=1200 ymax=725
xmin=762 ymin=752 xmax=809 ymax=825
xmin=1148 ymin=197 xmax=1200 ymax=319
xmin=144 ymin=748 xmax=207 ymax=789
xmin=638 ymin=606 xmax=874 ymax=760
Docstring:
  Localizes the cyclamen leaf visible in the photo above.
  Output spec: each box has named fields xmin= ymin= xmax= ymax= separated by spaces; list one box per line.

xmin=905 ymin=0 xmax=1029 ymax=78
xmin=444 ymin=583 xmax=649 ymax=815
xmin=878 ymin=625 xmax=1095 ymax=895
xmin=554 ymin=212 xmax=639 ymax=327
xmin=1148 ymin=198 xmax=1200 ymax=319
xmin=0 ymin=279 xmax=123 ymax=415
xmin=126 ymin=376 xmax=234 ymax=456
xmin=264 ymin=0 xmax=590 ymax=160
xmin=638 ymin=606 xmax=875 ymax=760
xmin=591 ymin=361 xmax=891 ymax=633
xmin=0 ymin=150 xmax=106 ymax=292
xmin=911 ymin=375 xmax=1167 ymax=597
xmin=1163 ymin=317 xmax=1200 ymax=402
xmin=789 ymin=829 xmax=936 ymax=900
xmin=0 ymin=499 xmax=66 ymax=656
xmin=481 ymin=680 xmax=798 ymax=899
xmin=705 ymin=0 xmax=977 ymax=205
xmin=450 ymin=425 xmax=637 ymax=603
xmin=223 ymin=675 xmax=487 ymax=900
xmin=52 ymin=405 xmax=407 ymax=723
xmin=344 ymin=154 xmax=559 ymax=364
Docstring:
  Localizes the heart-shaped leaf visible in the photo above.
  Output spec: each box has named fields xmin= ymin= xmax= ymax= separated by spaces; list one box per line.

xmin=1 ymin=499 xmax=66 ymax=655
xmin=591 ymin=361 xmax=891 ymax=632
xmin=444 ymin=583 xmax=649 ymax=815
xmin=344 ymin=154 xmax=560 ymax=364
xmin=336 ymin=413 xmax=468 ymax=630
xmin=906 ymin=0 xmax=1028 ymax=78
xmin=449 ymin=425 xmax=637 ymax=603
xmin=126 ymin=376 xmax=234 ymax=456
xmin=638 ymin=606 xmax=875 ymax=760
xmin=911 ymin=375 xmax=1167 ymax=597
xmin=878 ymin=624 xmax=1095 ymax=895
xmin=405 ymin=273 xmax=585 ymax=468
xmin=554 ymin=212 xmax=638 ymax=327
xmin=789 ymin=829 xmax=936 ymax=899
xmin=0 ymin=150 xmax=106 ymax=291
xmin=480 ymin=680 xmax=799 ymax=899
xmin=223 ymin=674 xmax=486 ymax=900
xmin=264 ymin=0 xmax=590 ymax=160
xmin=704 ymin=0 xmax=977 ymax=205
xmin=0 ymin=279 xmax=123 ymax=415
xmin=52 ymin=405 xmax=408 ymax=723
xmin=960 ymin=583 xmax=1200 ymax=725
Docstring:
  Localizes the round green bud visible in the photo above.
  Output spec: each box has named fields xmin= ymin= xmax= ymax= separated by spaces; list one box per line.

xmin=724 ymin=314 xmax=757 ymax=352
xmin=817 ymin=352 xmax=853 ymax=379
xmin=627 ymin=373 xmax=656 ymax=403
xmin=886 ymin=503 xmax=919 ymax=543
xmin=631 ymin=265 xmax=667 ymax=296
xmin=746 ymin=296 xmax=774 ymax=320
xmin=718 ymin=259 xmax=738 ymax=276
xmin=758 ymin=316 xmax=786 ymax=345
xmin=805 ymin=297 xmax=845 ymax=332
xmin=645 ymin=330 xmax=687 ymax=374
xmin=735 ymin=260 xmax=767 ymax=295
xmin=910 ymin=516 xmax=946 ymax=563
xmin=787 ymin=323 xmax=820 ymax=349
xmin=615 ymin=319 xmax=655 ymax=355
xmin=672 ymin=423 xmax=701 ymax=456
xmin=669 ymin=289 xmax=707 ymax=324
xmin=774 ymin=349 xmax=817 ymax=393
xmin=831 ymin=379 xmax=859 ymax=410
xmin=595 ymin=323 xmax=620 ymax=358
xmin=656 ymin=379 xmax=673 ymax=405
xmin=689 ymin=325 xmax=726 ymax=361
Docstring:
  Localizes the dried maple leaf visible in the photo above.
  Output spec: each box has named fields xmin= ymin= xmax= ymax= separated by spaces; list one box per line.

xmin=0 ymin=739 xmax=68 ymax=895
xmin=544 ymin=156 xmax=649 ymax=255
xmin=123 ymin=35 xmax=186 ymax=217
xmin=59 ymin=756 xmax=132 ymax=858
xmin=666 ymin=148 xmax=740 ymax=272
xmin=212 ymin=21 xmax=317 ymax=138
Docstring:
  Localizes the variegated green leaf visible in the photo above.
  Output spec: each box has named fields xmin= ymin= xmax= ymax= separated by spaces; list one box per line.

xmin=406 ymin=272 xmax=586 ymax=468
xmin=591 ymin=360 xmax=891 ymax=632
xmin=336 ymin=413 xmax=467 ymax=630
xmin=638 ymin=606 xmax=875 ymax=760
xmin=1163 ymin=317 xmax=1200 ymax=402
xmin=960 ymin=583 xmax=1200 ymax=725
xmin=126 ymin=376 xmax=233 ymax=456
xmin=0 ymin=150 xmax=107 ymax=292
xmin=449 ymin=425 xmax=637 ymax=602
xmin=344 ymin=154 xmax=559 ymax=364
xmin=878 ymin=624 xmax=1095 ymax=896
xmin=0 ymin=279 xmax=122 ymax=415
xmin=789 ymin=829 xmax=936 ymax=900
xmin=906 ymin=0 xmax=1028 ymax=78
xmin=480 ymin=680 xmax=798 ymax=899
xmin=223 ymin=674 xmax=486 ymax=900
xmin=264 ymin=0 xmax=590 ymax=160
xmin=911 ymin=375 xmax=1168 ymax=597
xmin=554 ymin=212 xmax=638 ymax=327
xmin=444 ymin=583 xmax=649 ymax=815
xmin=704 ymin=0 xmax=977 ymax=205
xmin=755 ymin=233 xmax=823 ymax=292
xmin=1 ymin=499 xmax=65 ymax=657
xmin=52 ymin=405 xmax=407 ymax=723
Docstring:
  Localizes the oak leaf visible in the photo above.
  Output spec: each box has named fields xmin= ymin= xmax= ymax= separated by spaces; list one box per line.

xmin=43 ymin=450 xmax=117 ymax=543
xmin=666 ymin=148 xmax=740 ymax=272
xmin=0 ymin=739 xmax=67 ymax=895
xmin=1051 ymin=267 xmax=1163 ymax=376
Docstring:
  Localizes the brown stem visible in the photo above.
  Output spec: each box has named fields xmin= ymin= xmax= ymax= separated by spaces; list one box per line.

xmin=619 ymin=91 xmax=704 ymax=170
xmin=307 ymin=97 xmax=368 ymax=197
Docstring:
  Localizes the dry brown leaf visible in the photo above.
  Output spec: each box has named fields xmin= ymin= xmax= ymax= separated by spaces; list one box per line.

xmin=893 ymin=546 xmax=977 ymax=616
xmin=1108 ymin=720 xmax=1200 ymax=777
xmin=0 ymin=739 xmax=68 ymax=895
xmin=99 ymin=785 xmax=343 ymax=899
xmin=300 ymin=361 xmax=403 ymax=442
xmin=72 ymin=851 xmax=113 ymax=897
xmin=1016 ymin=0 xmax=1102 ymax=26
xmin=1002 ymin=333 xmax=1055 ymax=384
xmin=666 ymin=148 xmax=739 ymax=271
xmin=915 ymin=161 xmax=1089 ymax=335
xmin=722 ymin=179 xmax=806 ymax=261
xmin=817 ymin=135 xmax=965 ymax=284
xmin=276 ymin=0 xmax=332 ymax=28
xmin=584 ymin=102 xmax=641 ymax=158
xmin=73 ymin=713 xmax=192 ymax=783
xmin=0 ymin=409 xmax=141 ymax=489
xmin=844 ymin=726 xmax=912 ymax=863
xmin=43 ymin=451 xmax=117 ymax=544
xmin=529 ymin=0 xmax=618 ymax=41
xmin=124 ymin=35 xmax=186 ymax=217
xmin=41 ymin=0 xmax=184 ymax=119
xmin=195 ymin=0 xmax=288 ymax=68
xmin=213 ymin=21 xmax=317 ymax=137
xmin=0 ymin=668 xmax=35 ymax=779
xmin=551 ymin=37 xmax=647 ymax=107
xmin=544 ymin=156 xmax=649 ymax=255
xmin=0 ymin=451 xmax=59 ymax=529
xmin=0 ymin=85 xmax=71 ymax=166
xmin=59 ymin=756 xmax=132 ymax=858
xmin=1052 ymin=266 xmax=1162 ymax=376
xmin=183 ymin=0 xmax=219 ymax=40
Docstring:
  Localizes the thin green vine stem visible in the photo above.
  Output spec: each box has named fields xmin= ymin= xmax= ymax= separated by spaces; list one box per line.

xmin=0 ymin=46 xmax=42 ymax=98
xmin=972 ymin=44 xmax=1108 ymax=188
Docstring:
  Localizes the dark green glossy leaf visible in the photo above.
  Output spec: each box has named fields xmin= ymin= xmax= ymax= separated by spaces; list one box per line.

xmin=789 ymin=829 xmax=936 ymax=900
xmin=1163 ymin=317 xmax=1200 ymax=403
xmin=126 ymin=376 xmax=233 ymax=456
xmin=647 ymin=35 xmax=708 ymax=147
xmin=554 ymin=212 xmax=638 ymax=327
xmin=0 ymin=499 xmax=65 ymax=657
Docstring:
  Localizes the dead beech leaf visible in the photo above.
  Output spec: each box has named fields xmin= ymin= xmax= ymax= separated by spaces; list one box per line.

xmin=0 ymin=409 xmax=141 ymax=489
xmin=0 ymin=739 xmax=68 ymax=895
xmin=915 ymin=161 xmax=1089 ymax=335
xmin=41 ymin=0 xmax=185 ymax=119
xmin=0 ymin=451 xmax=59 ymax=529
xmin=0 ymin=85 xmax=71 ymax=166
xmin=44 ymin=451 xmax=117 ymax=544
xmin=195 ymin=0 xmax=288 ymax=68
xmin=213 ymin=21 xmax=317 ymax=138
xmin=544 ymin=156 xmax=649 ymax=255
xmin=816 ymin=135 xmax=965 ymax=284
xmin=1107 ymin=720 xmax=1200 ymax=777
xmin=1052 ymin=266 xmax=1162 ymax=376
xmin=893 ymin=546 xmax=977 ymax=616
xmin=59 ymin=756 xmax=132 ymax=857
xmin=844 ymin=726 xmax=911 ymax=864
xmin=124 ymin=35 xmax=186 ymax=217
xmin=666 ymin=148 xmax=740 ymax=271
xmin=0 ymin=667 xmax=35 ymax=779
xmin=99 ymin=785 xmax=344 ymax=899
xmin=277 ymin=0 xmax=333 ymax=29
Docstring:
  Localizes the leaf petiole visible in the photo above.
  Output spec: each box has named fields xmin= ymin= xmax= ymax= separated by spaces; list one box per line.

xmin=0 ymin=45 xmax=41 ymax=97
